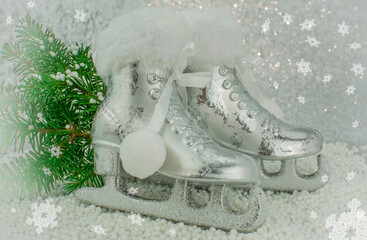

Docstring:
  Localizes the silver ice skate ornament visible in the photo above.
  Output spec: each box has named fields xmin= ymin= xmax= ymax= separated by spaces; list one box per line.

xmin=159 ymin=90 xmax=260 ymax=184
xmin=77 ymin=64 xmax=267 ymax=232
xmin=186 ymin=66 xmax=329 ymax=191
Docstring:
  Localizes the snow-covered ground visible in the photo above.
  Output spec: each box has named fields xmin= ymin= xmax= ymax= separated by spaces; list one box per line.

xmin=1 ymin=143 xmax=366 ymax=240
xmin=1 ymin=0 xmax=367 ymax=239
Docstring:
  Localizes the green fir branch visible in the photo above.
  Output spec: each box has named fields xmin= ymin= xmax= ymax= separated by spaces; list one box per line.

xmin=0 ymin=16 xmax=106 ymax=199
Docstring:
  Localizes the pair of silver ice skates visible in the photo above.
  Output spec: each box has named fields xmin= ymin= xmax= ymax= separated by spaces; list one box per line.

xmin=76 ymin=8 xmax=329 ymax=232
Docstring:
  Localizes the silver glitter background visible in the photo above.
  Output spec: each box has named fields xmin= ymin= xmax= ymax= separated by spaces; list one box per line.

xmin=1 ymin=0 xmax=366 ymax=149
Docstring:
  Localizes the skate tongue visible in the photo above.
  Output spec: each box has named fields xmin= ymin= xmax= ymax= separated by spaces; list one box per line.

xmin=120 ymin=42 xmax=212 ymax=179
xmin=148 ymin=42 xmax=212 ymax=132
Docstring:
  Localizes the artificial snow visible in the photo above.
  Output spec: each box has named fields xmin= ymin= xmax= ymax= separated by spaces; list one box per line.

xmin=0 ymin=143 xmax=366 ymax=240
xmin=1 ymin=0 xmax=366 ymax=239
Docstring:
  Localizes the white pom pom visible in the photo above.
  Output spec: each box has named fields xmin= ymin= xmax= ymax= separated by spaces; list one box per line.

xmin=120 ymin=129 xmax=166 ymax=179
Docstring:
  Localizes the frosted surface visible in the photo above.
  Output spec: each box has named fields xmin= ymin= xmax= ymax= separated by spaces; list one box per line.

xmin=0 ymin=1 xmax=367 ymax=239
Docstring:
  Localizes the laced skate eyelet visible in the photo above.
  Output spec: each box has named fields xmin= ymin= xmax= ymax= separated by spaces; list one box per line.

xmin=230 ymin=92 xmax=239 ymax=101
xmin=147 ymin=73 xmax=159 ymax=84
xmin=222 ymin=80 xmax=232 ymax=89
xmin=149 ymin=88 xmax=161 ymax=100
xmin=218 ymin=66 xmax=229 ymax=76
xmin=238 ymin=101 xmax=247 ymax=109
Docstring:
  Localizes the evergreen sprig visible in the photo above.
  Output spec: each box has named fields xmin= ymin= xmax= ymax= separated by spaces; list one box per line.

xmin=0 ymin=16 xmax=106 ymax=199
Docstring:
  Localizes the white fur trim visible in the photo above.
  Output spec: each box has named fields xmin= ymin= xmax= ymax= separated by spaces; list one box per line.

xmin=94 ymin=8 xmax=192 ymax=78
xmin=182 ymin=8 xmax=244 ymax=71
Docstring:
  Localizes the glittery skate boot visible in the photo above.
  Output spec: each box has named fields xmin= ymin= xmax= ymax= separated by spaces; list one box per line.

xmin=182 ymin=8 xmax=329 ymax=191
xmin=76 ymin=9 xmax=267 ymax=232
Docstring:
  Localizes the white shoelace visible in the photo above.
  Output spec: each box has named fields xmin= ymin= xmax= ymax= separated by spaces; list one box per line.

xmin=148 ymin=42 xmax=212 ymax=132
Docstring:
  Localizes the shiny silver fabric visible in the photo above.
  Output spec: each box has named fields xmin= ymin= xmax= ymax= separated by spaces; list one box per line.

xmin=91 ymin=64 xmax=260 ymax=184
xmin=186 ymin=66 xmax=323 ymax=160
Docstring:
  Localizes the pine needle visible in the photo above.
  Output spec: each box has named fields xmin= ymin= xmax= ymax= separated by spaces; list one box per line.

xmin=0 ymin=16 xmax=107 ymax=199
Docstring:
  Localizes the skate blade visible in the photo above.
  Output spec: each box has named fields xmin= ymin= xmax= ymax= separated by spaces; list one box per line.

xmin=75 ymin=180 xmax=267 ymax=233
xmin=259 ymin=154 xmax=329 ymax=191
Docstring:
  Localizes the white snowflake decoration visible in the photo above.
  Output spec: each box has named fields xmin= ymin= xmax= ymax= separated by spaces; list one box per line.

xmin=282 ymin=13 xmax=293 ymax=25
xmin=321 ymin=174 xmax=329 ymax=184
xmin=74 ymin=9 xmax=87 ymax=22
xmin=351 ymin=63 xmax=366 ymax=76
xmin=6 ymin=15 xmax=12 ymax=25
xmin=338 ymin=21 xmax=350 ymax=36
xmin=349 ymin=42 xmax=362 ymax=50
xmin=305 ymin=36 xmax=320 ymax=47
xmin=26 ymin=198 xmax=62 ymax=234
xmin=352 ymin=120 xmax=359 ymax=129
xmin=42 ymin=166 xmax=52 ymax=176
xmin=261 ymin=19 xmax=271 ymax=34
xmin=273 ymin=81 xmax=279 ymax=90
xmin=127 ymin=187 xmax=139 ymax=195
xmin=128 ymin=213 xmax=144 ymax=225
xmin=299 ymin=19 xmax=316 ymax=31
xmin=91 ymin=225 xmax=107 ymax=235
xmin=297 ymin=95 xmax=306 ymax=104
xmin=345 ymin=85 xmax=356 ymax=96
xmin=346 ymin=171 xmax=356 ymax=182
xmin=325 ymin=199 xmax=367 ymax=240
xmin=296 ymin=59 xmax=312 ymax=76
xmin=27 ymin=1 xmax=36 ymax=8
xmin=322 ymin=74 xmax=333 ymax=84
xmin=310 ymin=211 xmax=318 ymax=219
xmin=50 ymin=145 xmax=62 ymax=158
